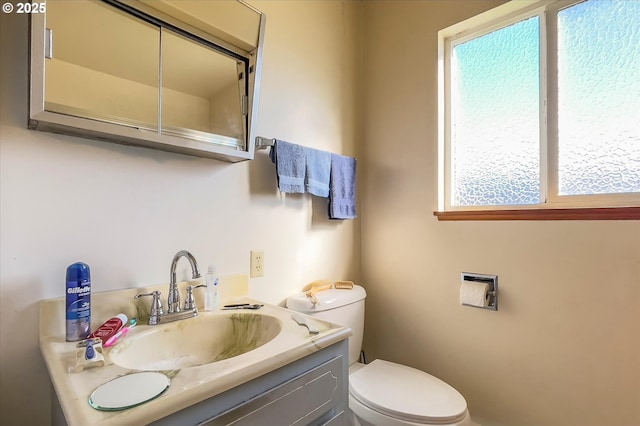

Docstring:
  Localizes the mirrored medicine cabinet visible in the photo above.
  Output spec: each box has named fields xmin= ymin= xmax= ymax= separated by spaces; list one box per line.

xmin=29 ymin=0 xmax=265 ymax=162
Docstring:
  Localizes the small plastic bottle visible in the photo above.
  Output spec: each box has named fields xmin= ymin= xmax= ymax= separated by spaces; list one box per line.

xmin=204 ymin=264 xmax=220 ymax=311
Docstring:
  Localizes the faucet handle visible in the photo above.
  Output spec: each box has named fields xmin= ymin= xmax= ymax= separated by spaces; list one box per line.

xmin=134 ymin=291 xmax=164 ymax=321
xmin=184 ymin=284 xmax=206 ymax=310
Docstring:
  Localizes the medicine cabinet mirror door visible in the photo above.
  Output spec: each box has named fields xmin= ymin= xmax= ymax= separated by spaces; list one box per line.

xmin=42 ymin=0 xmax=160 ymax=131
xmin=160 ymin=28 xmax=246 ymax=149
xmin=29 ymin=0 xmax=266 ymax=162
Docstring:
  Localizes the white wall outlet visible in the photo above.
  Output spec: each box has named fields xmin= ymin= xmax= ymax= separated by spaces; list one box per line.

xmin=250 ymin=250 xmax=264 ymax=278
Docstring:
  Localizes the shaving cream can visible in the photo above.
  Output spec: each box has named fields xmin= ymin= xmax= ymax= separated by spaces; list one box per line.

xmin=66 ymin=262 xmax=91 ymax=341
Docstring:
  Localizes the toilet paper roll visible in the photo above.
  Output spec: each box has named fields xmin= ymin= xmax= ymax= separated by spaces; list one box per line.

xmin=460 ymin=281 xmax=490 ymax=307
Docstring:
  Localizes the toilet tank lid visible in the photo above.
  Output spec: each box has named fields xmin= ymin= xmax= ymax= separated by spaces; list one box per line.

xmin=286 ymin=284 xmax=366 ymax=313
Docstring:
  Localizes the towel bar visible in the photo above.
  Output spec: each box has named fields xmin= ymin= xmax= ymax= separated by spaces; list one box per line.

xmin=255 ymin=136 xmax=276 ymax=150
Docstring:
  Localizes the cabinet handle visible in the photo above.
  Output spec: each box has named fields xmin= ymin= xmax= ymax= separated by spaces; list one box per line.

xmin=242 ymin=94 xmax=248 ymax=116
xmin=45 ymin=28 xmax=53 ymax=59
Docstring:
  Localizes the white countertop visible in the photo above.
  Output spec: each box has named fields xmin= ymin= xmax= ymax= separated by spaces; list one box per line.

xmin=39 ymin=282 xmax=350 ymax=426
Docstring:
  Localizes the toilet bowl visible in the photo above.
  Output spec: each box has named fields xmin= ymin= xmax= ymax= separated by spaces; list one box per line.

xmin=286 ymin=285 xmax=475 ymax=426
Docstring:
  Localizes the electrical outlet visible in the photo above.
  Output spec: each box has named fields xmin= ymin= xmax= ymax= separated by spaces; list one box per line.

xmin=250 ymin=250 xmax=264 ymax=278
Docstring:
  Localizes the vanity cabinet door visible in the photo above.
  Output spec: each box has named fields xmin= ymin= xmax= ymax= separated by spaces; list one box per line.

xmin=44 ymin=0 xmax=159 ymax=131
xmin=203 ymin=355 xmax=346 ymax=426
xmin=149 ymin=340 xmax=349 ymax=426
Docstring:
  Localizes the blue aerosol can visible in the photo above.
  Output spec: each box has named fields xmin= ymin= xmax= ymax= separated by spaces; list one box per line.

xmin=65 ymin=262 xmax=91 ymax=341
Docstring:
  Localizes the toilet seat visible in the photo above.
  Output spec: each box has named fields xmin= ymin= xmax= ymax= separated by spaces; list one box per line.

xmin=349 ymin=360 xmax=468 ymax=425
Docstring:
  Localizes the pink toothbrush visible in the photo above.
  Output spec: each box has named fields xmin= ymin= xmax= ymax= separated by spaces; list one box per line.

xmin=104 ymin=318 xmax=137 ymax=348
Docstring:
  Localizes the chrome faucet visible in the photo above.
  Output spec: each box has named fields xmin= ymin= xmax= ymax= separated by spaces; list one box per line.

xmin=134 ymin=250 xmax=203 ymax=325
xmin=168 ymin=250 xmax=201 ymax=313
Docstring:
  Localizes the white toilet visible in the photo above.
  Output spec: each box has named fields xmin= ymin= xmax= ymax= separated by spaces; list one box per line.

xmin=286 ymin=285 xmax=475 ymax=426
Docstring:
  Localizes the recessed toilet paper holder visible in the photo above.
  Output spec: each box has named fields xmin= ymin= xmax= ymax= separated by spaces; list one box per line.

xmin=461 ymin=272 xmax=498 ymax=311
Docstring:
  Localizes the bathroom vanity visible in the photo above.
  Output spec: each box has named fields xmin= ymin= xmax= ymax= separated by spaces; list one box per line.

xmin=39 ymin=283 xmax=350 ymax=425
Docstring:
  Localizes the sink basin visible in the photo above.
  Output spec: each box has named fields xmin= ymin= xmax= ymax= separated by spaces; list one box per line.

xmin=110 ymin=312 xmax=282 ymax=370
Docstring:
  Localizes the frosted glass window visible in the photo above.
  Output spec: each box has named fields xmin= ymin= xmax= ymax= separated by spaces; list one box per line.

xmin=451 ymin=17 xmax=540 ymax=206
xmin=440 ymin=0 xmax=639 ymax=212
xmin=557 ymin=0 xmax=640 ymax=196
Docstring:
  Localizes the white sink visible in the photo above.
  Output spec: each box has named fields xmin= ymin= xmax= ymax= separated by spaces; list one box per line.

xmin=109 ymin=312 xmax=282 ymax=370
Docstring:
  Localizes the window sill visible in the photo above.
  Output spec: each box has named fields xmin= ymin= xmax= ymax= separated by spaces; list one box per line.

xmin=433 ymin=207 xmax=640 ymax=221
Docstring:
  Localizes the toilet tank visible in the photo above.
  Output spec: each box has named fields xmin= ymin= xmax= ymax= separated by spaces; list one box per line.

xmin=286 ymin=285 xmax=367 ymax=365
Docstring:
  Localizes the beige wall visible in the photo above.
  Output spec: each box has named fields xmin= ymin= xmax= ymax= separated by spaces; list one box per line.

xmin=0 ymin=2 xmax=361 ymax=424
xmin=1 ymin=1 xmax=638 ymax=426
xmin=360 ymin=2 xmax=640 ymax=426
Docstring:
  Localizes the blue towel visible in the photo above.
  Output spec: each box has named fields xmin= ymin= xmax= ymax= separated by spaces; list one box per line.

xmin=329 ymin=153 xmax=357 ymax=219
xmin=270 ymin=140 xmax=305 ymax=193
xmin=304 ymin=147 xmax=331 ymax=197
